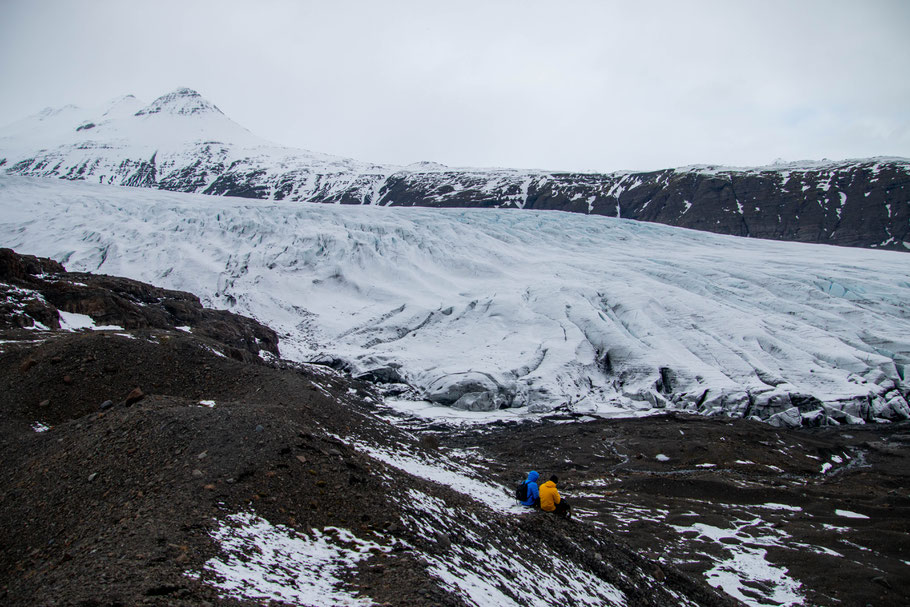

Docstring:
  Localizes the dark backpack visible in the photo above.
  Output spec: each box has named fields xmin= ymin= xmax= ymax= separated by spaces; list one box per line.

xmin=515 ymin=480 xmax=529 ymax=502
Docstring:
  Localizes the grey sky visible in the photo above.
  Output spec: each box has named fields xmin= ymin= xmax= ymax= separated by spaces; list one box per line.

xmin=2 ymin=0 xmax=908 ymax=172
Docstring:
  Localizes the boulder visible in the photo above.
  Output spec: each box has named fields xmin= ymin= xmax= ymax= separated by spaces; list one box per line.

xmin=824 ymin=404 xmax=865 ymax=425
xmin=789 ymin=393 xmax=825 ymax=412
xmin=838 ymin=398 xmax=867 ymax=420
xmin=124 ymin=387 xmax=145 ymax=406
xmin=0 ymin=248 xmax=279 ymax=359
xmin=452 ymin=392 xmax=497 ymax=412
xmin=696 ymin=389 xmax=750 ymax=418
xmin=355 ymin=365 xmax=405 ymax=385
xmin=800 ymin=408 xmax=830 ymax=427
xmin=425 ymin=372 xmax=499 ymax=406
xmin=750 ymin=390 xmax=792 ymax=416
xmin=766 ymin=407 xmax=802 ymax=429
xmin=884 ymin=395 xmax=910 ymax=420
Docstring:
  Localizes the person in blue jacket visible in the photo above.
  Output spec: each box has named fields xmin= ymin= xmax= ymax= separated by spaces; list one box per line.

xmin=519 ymin=470 xmax=541 ymax=507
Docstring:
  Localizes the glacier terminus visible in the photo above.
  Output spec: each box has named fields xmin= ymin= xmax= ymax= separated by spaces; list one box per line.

xmin=0 ymin=175 xmax=907 ymax=427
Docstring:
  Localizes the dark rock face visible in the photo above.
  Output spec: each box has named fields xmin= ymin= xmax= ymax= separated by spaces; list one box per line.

xmin=0 ymin=248 xmax=278 ymax=360
xmin=0 ymin=248 xmax=65 ymax=279
xmin=372 ymin=160 xmax=910 ymax=251
xmin=10 ymin=153 xmax=907 ymax=251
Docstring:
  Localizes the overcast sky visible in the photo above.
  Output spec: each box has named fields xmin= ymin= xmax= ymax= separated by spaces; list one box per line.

xmin=1 ymin=0 xmax=908 ymax=172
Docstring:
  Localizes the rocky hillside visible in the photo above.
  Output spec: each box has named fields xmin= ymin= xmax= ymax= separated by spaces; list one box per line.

xmin=0 ymin=248 xmax=278 ymax=363
xmin=380 ymin=159 xmax=910 ymax=251
xmin=0 ymin=248 xmax=737 ymax=607
xmin=2 ymin=249 xmax=908 ymax=606
xmin=2 ymin=88 xmax=907 ymax=251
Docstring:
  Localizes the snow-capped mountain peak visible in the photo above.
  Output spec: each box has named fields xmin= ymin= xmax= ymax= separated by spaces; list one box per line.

xmin=134 ymin=87 xmax=224 ymax=117
xmin=1 ymin=87 xmax=908 ymax=251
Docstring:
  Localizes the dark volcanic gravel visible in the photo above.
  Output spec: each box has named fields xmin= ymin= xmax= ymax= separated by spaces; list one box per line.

xmin=437 ymin=411 xmax=910 ymax=607
xmin=2 ymin=249 xmax=906 ymax=607
xmin=0 ymin=328 xmax=736 ymax=607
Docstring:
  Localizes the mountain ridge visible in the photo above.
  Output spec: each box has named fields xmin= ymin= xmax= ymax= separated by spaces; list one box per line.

xmin=2 ymin=87 xmax=908 ymax=251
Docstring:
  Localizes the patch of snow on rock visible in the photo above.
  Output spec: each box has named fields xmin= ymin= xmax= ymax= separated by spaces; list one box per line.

xmin=757 ymin=503 xmax=802 ymax=512
xmin=190 ymin=511 xmax=388 ymax=606
xmin=670 ymin=518 xmax=804 ymax=607
xmin=58 ymin=310 xmax=96 ymax=330
xmin=402 ymin=487 xmax=629 ymax=607
xmin=834 ymin=509 xmax=869 ymax=519
xmin=343 ymin=437 xmax=516 ymax=513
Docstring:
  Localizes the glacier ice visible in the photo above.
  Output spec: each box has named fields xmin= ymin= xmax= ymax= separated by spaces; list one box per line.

xmin=1 ymin=175 xmax=908 ymax=424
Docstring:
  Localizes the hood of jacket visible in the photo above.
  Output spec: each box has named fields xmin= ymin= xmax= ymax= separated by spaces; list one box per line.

xmin=540 ymin=480 xmax=557 ymax=489
xmin=526 ymin=471 xmax=539 ymax=483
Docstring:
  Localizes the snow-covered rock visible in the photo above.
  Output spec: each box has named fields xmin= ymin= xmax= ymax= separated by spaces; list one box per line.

xmin=872 ymin=393 xmax=910 ymax=420
xmin=767 ymin=407 xmax=802 ymax=429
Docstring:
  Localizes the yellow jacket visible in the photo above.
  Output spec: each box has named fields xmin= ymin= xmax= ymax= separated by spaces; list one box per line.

xmin=539 ymin=480 xmax=561 ymax=512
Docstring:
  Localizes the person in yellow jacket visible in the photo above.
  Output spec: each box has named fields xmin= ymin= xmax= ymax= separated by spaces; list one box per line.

xmin=538 ymin=475 xmax=571 ymax=519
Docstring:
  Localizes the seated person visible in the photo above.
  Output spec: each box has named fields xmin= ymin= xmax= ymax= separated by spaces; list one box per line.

xmin=539 ymin=475 xmax=571 ymax=519
xmin=518 ymin=470 xmax=540 ymax=507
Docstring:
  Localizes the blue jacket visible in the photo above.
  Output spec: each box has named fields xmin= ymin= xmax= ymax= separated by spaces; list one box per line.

xmin=520 ymin=471 xmax=540 ymax=507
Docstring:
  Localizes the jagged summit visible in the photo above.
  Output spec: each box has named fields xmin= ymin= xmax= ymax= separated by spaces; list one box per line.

xmin=134 ymin=87 xmax=224 ymax=117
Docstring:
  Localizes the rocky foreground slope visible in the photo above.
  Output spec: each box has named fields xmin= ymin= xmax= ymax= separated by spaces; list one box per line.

xmin=2 ymin=249 xmax=909 ymax=607
xmin=2 ymin=88 xmax=908 ymax=251
xmin=0 ymin=249 xmax=732 ymax=607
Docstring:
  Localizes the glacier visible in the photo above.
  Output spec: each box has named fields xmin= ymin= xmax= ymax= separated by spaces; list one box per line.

xmin=1 ymin=175 xmax=908 ymax=424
